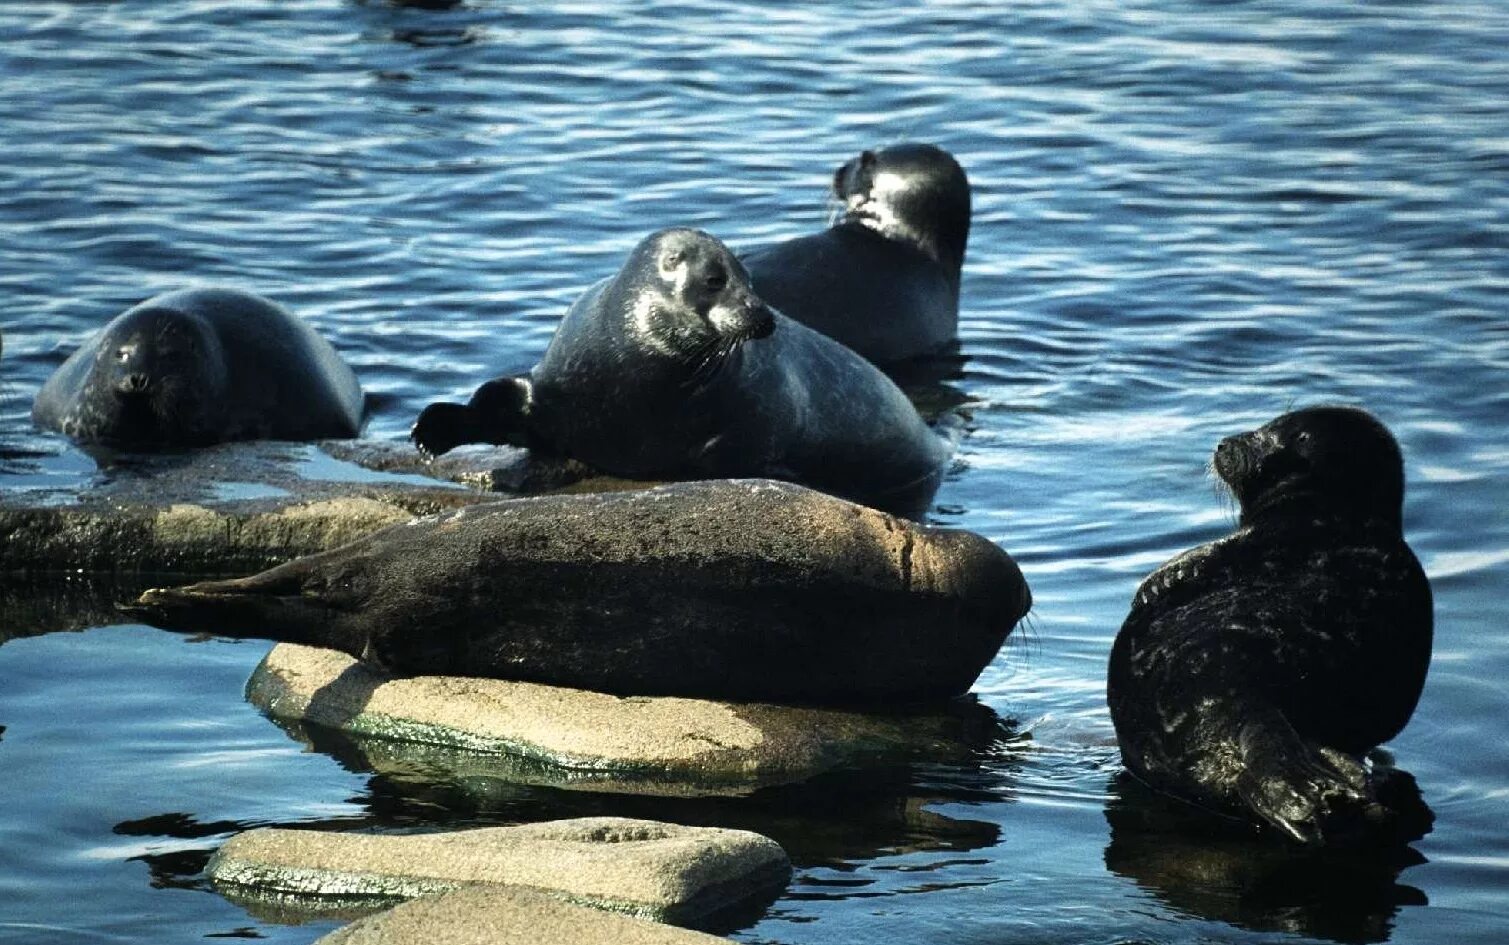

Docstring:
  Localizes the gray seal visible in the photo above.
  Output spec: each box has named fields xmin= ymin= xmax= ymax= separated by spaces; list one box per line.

xmin=741 ymin=143 xmax=970 ymax=367
xmin=1108 ymin=406 xmax=1433 ymax=846
xmin=412 ymin=228 xmax=949 ymax=516
xmin=33 ymin=287 xmax=363 ymax=448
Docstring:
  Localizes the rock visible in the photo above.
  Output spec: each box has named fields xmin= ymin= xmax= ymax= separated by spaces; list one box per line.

xmin=127 ymin=479 xmax=1031 ymax=706
xmin=247 ymin=643 xmax=995 ymax=795
xmin=207 ymin=816 xmax=790 ymax=927
xmin=0 ymin=441 xmax=482 ymax=577
xmin=313 ymin=886 xmax=735 ymax=945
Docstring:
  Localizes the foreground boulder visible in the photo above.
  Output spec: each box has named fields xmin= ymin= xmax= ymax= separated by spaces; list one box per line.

xmin=248 ymin=643 xmax=997 ymax=794
xmin=207 ymin=817 xmax=790 ymax=926
xmin=127 ymin=480 xmax=1030 ymax=707
xmin=314 ymin=886 xmax=735 ymax=945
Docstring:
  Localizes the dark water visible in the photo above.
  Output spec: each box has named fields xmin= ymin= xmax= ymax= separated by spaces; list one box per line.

xmin=2 ymin=1 xmax=1507 ymax=942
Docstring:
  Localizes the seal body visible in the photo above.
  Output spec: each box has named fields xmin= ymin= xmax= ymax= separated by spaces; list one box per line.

xmin=741 ymin=143 xmax=970 ymax=366
xmin=33 ymin=288 xmax=363 ymax=447
xmin=126 ymin=480 xmax=1032 ymax=706
xmin=412 ymin=228 xmax=949 ymax=516
xmin=1107 ymin=407 xmax=1433 ymax=845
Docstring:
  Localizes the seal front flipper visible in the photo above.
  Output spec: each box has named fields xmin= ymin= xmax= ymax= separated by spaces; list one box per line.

xmin=411 ymin=375 xmax=533 ymax=458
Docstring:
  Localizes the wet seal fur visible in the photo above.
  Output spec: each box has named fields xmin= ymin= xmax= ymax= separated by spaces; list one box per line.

xmin=741 ymin=143 xmax=970 ymax=367
xmin=1108 ymin=406 xmax=1433 ymax=846
xmin=411 ymin=228 xmax=949 ymax=517
xmin=34 ymin=287 xmax=363 ymax=448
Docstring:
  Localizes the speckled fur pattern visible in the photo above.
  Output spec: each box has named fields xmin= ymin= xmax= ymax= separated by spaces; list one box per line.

xmin=1108 ymin=406 xmax=1433 ymax=845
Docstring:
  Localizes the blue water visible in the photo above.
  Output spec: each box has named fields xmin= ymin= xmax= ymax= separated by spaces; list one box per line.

xmin=2 ymin=1 xmax=1507 ymax=942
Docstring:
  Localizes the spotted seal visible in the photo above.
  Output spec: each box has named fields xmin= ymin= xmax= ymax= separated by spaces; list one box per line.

xmin=33 ymin=287 xmax=363 ymax=448
xmin=1107 ymin=406 xmax=1433 ymax=845
xmin=741 ymin=143 xmax=970 ymax=367
xmin=411 ymin=228 xmax=949 ymax=516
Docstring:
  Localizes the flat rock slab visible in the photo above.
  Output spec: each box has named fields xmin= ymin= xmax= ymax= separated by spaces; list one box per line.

xmin=249 ymin=643 xmax=990 ymax=795
xmin=208 ymin=816 xmax=790 ymax=927
xmin=314 ymin=886 xmax=735 ymax=945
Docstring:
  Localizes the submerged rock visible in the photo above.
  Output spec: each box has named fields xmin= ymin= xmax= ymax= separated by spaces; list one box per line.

xmin=313 ymin=886 xmax=735 ymax=945
xmin=207 ymin=816 xmax=790 ymax=927
xmin=248 ymin=643 xmax=994 ymax=795
xmin=128 ymin=479 xmax=1031 ymax=706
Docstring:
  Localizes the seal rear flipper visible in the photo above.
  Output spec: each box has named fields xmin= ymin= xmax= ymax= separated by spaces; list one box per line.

xmin=1236 ymin=720 xmax=1376 ymax=846
xmin=120 ymin=562 xmax=368 ymax=661
xmin=411 ymin=375 xmax=533 ymax=458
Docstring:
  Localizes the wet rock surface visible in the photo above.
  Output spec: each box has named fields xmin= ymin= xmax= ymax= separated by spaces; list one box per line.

xmin=313 ymin=886 xmax=736 ymax=945
xmin=207 ymin=816 xmax=790 ymax=927
xmin=0 ymin=441 xmax=481 ymax=576
xmin=130 ymin=479 xmax=1031 ymax=706
xmin=248 ymin=643 xmax=993 ymax=795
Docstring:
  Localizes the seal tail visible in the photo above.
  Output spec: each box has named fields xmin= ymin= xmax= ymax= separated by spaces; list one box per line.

xmin=411 ymin=375 xmax=533 ymax=458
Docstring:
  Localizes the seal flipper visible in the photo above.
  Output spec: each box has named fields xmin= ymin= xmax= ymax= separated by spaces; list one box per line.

xmin=120 ymin=552 xmax=371 ymax=661
xmin=1235 ymin=717 xmax=1374 ymax=845
xmin=411 ymin=375 xmax=533 ymax=458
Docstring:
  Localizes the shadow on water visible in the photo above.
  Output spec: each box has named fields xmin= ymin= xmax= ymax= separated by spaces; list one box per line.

xmin=1103 ymin=772 xmax=1431 ymax=944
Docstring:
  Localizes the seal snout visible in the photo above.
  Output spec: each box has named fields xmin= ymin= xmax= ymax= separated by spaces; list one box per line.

xmin=709 ymin=292 xmax=775 ymax=342
xmin=116 ymin=371 xmax=152 ymax=396
xmin=1213 ymin=434 xmax=1251 ymax=485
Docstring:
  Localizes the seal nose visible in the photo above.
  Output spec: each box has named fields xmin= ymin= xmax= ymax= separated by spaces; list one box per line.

xmin=1214 ymin=434 xmax=1249 ymax=483
xmin=710 ymin=293 xmax=776 ymax=341
xmin=117 ymin=372 xmax=152 ymax=396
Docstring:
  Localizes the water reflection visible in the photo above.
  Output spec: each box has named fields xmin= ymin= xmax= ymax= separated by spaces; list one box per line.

xmin=1104 ymin=773 xmax=1430 ymax=944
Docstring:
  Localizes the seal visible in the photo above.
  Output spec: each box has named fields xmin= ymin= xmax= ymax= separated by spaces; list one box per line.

xmin=33 ymin=287 xmax=364 ymax=448
xmin=411 ymin=228 xmax=949 ymax=516
xmin=740 ymin=143 xmax=970 ymax=367
xmin=124 ymin=480 xmax=1032 ymax=706
xmin=1107 ymin=406 xmax=1433 ymax=845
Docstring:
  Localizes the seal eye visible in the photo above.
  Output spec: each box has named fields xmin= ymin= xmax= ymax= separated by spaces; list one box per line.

xmin=705 ymin=270 xmax=727 ymax=292
xmin=660 ymin=250 xmax=685 ymax=270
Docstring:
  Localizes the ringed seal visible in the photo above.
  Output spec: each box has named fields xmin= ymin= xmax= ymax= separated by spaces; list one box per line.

xmin=33 ymin=288 xmax=364 ymax=448
xmin=1107 ymin=406 xmax=1433 ymax=845
xmin=741 ymin=142 xmax=970 ymax=367
xmin=412 ymin=228 xmax=949 ymax=516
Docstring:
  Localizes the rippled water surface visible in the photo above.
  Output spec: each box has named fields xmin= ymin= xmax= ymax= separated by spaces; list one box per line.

xmin=2 ymin=2 xmax=1507 ymax=942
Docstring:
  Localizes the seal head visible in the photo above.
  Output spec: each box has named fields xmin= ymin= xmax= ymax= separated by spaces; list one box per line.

xmin=39 ymin=304 xmax=229 ymax=447
xmin=832 ymin=142 xmax=971 ymax=284
xmin=1108 ymin=406 xmax=1433 ymax=846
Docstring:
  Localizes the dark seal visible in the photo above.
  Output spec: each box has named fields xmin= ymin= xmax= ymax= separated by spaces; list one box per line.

xmin=1108 ymin=406 xmax=1433 ymax=845
xmin=740 ymin=143 xmax=970 ymax=367
xmin=412 ymin=228 xmax=949 ymax=516
xmin=33 ymin=288 xmax=364 ymax=448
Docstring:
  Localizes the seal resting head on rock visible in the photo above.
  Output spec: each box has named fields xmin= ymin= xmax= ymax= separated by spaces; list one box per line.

xmin=412 ymin=228 xmax=950 ymax=517
xmin=33 ymin=287 xmax=364 ymax=448
xmin=1107 ymin=406 xmax=1433 ymax=846
xmin=740 ymin=143 xmax=970 ymax=367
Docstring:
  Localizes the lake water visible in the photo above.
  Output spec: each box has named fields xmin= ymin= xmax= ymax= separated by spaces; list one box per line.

xmin=1 ymin=1 xmax=1506 ymax=942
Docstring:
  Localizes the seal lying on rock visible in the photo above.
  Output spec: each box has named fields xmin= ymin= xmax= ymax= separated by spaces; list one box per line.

xmin=125 ymin=479 xmax=1031 ymax=707
xmin=410 ymin=228 xmax=949 ymax=518
xmin=741 ymin=143 xmax=970 ymax=367
xmin=33 ymin=288 xmax=363 ymax=448
xmin=1108 ymin=406 xmax=1433 ymax=845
